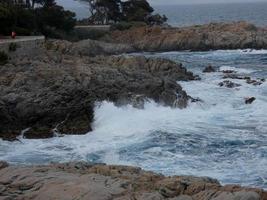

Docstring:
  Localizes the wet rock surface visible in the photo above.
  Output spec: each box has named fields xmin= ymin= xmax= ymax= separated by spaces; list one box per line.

xmin=107 ymin=22 xmax=267 ymax=52
xmin=245 ymin=97 xmax=256 ymax=104
xmin=0 ymin=50 xmax=196 ymax=140
xmin=203 ymin=65 xmax=216 ymax=73
xmin=218 ymin=80 xmax=241 ymax=88
xmin=0 ymin=162 xmax=266 ymax=200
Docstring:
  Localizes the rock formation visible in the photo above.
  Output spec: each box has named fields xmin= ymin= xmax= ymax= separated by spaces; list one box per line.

xmin=107 ymin=22 xmax=267 ymax=52
xmin=0 ymin=162 xmax=266 ymax=200
xmin=0 ymin=48 xmax=196 ymax=140
xmin=218 ymin=80 xmax=241 ymax=88
xmin=203 ymin=65 xmax=216 ymax=73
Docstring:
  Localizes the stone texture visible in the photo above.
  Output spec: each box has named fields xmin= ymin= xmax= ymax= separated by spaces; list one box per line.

xmin=107 ymin=22 xmax=267 ymax=52
xmin=0 ymin=51 xmax=196 ymax=140
xmin=0 ymin=162 xmax=266 ymax=200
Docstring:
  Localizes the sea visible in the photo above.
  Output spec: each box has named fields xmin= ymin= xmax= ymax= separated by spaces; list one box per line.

xmin=56 ymin=1 xmax=267 ymax=27
xmin=1 ymin=2 xmax=267 ymax=189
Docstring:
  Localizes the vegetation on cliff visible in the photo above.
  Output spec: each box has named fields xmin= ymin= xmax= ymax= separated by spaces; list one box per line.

xmin=80 ymin=0 xmax=167 ymax=26
xmin=0 ymin=0 xmax=76 ymax=37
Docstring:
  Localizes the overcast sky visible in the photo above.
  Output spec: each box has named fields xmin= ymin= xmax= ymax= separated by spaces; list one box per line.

xmin=148 ymin=0 xmax=267 ymax=5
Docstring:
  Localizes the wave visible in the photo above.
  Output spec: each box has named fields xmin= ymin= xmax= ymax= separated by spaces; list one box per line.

xmin=0 ymin=50 xmax=266 ymax=189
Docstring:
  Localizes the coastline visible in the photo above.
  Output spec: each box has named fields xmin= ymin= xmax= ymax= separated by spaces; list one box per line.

xmin=0 ymin=161 xmax=266 ymax=200
xmin=0 ymin=21 xmax=267 ymax=197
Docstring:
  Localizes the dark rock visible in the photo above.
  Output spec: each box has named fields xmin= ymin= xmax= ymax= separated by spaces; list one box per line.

xmin=0 ymin=161 xmax=8 ymax=170
xmin=246 ymin=79 xmax=263 ymax=86
xmin=203 ymin=65 xmax=216 ymax=73
xmin=223 ymin=74 xmax=244 ymax=79
xmin=218 ymin=80 xmax=241 ymax=88
xmin=222 ymin=70 xmax=236 ymax=74
xmin=189 ymin=96 xmax=203 ymax=103
xmin=0 ymin=53 xmax=195 ymax=140
xmin=245 ymin=97 xmax=256 ymax=104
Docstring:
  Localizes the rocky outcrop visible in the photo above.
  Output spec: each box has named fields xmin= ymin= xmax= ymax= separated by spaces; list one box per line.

xmin=245 ymin=97 xmax=256 ymax=104
xmin=107 ymin=22 xmax=267 ymax=52
xmin=218 ymin=80 xmax=241 ymax=88
xmin=203 ymin=65 xmax=216 ymax=73
xmin=0 ymin=52 xmax=196 ymax=140
xmin=0 ymin=162 xmax=266 ymax=200
xmin=46 ymin=39 xmax=135 ymax=57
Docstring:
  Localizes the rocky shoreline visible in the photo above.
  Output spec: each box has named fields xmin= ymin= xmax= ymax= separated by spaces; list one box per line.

xmin=1 ymin=21 xmax=267 ymax=198
xmin=0 ymin=161 xmax=266 ymax=200
xmin=2 ymin=21 xmax=265 ymax=141
xmin=106 ymin=21 xmax=267 ymax=52
xmin=0 ymin=44 xmax=197 ymax=141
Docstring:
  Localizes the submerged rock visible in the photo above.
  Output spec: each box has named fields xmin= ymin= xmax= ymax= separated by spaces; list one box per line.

xmin=0 ymin=162 xmax=265 ymax=200
xmin=222 ymin=74 xmax=265 ymax=86
xmin=218 ymin=80 xmax=241 ymax=88
xmin=246 ymin=79 xmax=264 ymax=86
xmin=245 ymin=97 xmax=256 ymax=104
xmin=203 ymin=65 xmax=216 ymax=73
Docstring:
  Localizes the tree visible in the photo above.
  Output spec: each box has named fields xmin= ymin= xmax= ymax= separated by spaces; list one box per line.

xmin=0 ymin=3 xmax=16 ymax=34
xmin=0 ymin=0 xmax=76 ymax=36
xmin=36 ymin=4 xmax=76 ymax=34
xmin=80 ymin=0 xmax=167 ymax=26
xmin=121 ymin=0 xmax=153 ymax=22
xmin=84 ymin=0 xmax=121 ymax=24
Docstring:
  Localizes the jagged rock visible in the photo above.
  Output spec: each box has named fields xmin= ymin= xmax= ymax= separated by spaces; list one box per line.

xmin=46 ymin=38 xmax=135 ymax=57
xmin=246 ymin=79 xmax=263 ymax=86
xmin=203 ymin=65 xmax=216 ymax=73
xmin=107 ymin=22 xmax=267 ymax=51
xmin=245 ymin=97 xmax=256 ymax=104
xmin=218 ymin=80 xmax=241 ymax=88
xmin=0 ymin=161 xmax=8 ymax=170
xmin=223 ymin=74 xmax=244 ymax=79
xmin=0 ymin=162 xmax=266 ymax=200
xmin=0 ymin=53 xmax=196 ymax=140
xmin=223 ymin=75 xmax=265 ymax=86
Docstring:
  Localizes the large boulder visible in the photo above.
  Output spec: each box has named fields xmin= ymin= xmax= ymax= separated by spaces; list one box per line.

xmin=0 ymin=52 xmax=196 ymax=140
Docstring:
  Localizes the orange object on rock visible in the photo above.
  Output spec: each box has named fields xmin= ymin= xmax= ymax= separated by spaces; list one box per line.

xmin=11 ymin=31 xmax=16 ymax=39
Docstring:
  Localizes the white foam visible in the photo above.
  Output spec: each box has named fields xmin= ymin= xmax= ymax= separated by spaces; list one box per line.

xmin=0 ymin=50 xmax=266 ymax=189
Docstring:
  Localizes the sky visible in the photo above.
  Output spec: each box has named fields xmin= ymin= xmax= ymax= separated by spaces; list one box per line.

xmin=148 ymin=0 xmax=267 ymax=5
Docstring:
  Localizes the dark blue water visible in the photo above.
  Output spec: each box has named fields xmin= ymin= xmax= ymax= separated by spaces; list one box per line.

xmin=155 ymin=2 xmax=267 ymax=27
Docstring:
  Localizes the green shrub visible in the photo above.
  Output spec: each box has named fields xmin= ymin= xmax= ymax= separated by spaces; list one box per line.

xmin=36 ymin=5 xmax=76 ymax=37
xmin=0 ymin=51 xmax=8 ymax=65
xmin=8 ymin=43 xmax=18 ymax=52
xmin=0 ymin=3 xmax=76 ymax=38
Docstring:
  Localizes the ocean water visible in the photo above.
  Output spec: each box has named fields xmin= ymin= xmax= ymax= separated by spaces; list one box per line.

xmin=155 ymin=2 xmax=267 ymax=27
xmin=0 ymin=49 xmax=267 ymax=189
xmin=57 ymin=1 xmax=267 ymax=27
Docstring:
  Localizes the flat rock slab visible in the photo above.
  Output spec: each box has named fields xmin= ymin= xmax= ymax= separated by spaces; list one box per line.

xmin=0 ymin=162 xmax=266 ymax=200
